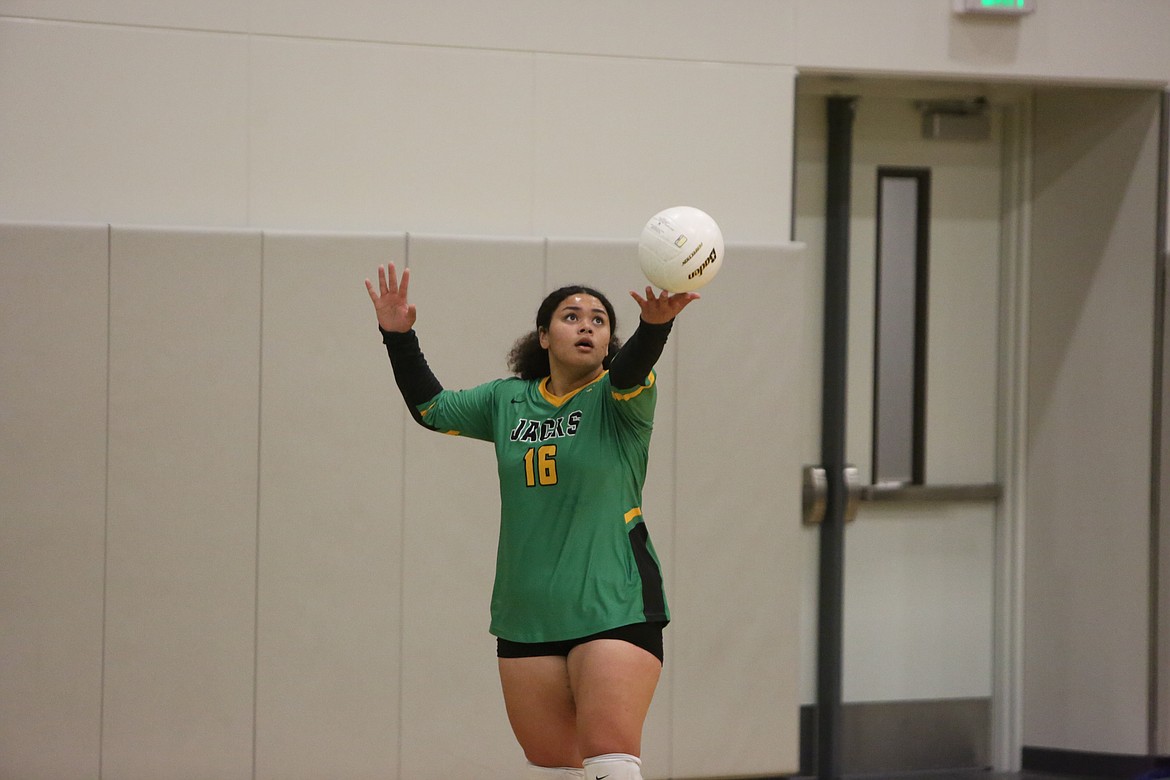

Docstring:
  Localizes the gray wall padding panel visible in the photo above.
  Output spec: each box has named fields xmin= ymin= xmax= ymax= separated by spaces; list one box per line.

xmin=255 ymin=232 xmax=408 ymax=780
xmin=671 ymin=243 xmax=810 ymax=777
xmin=103 ymin=226 xmax=262 ymax=780
xmin=0 ymin=223 xmax=108 ymax=780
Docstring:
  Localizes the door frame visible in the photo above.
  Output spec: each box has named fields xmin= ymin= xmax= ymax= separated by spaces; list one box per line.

xmin=796 ymin=73 xmax=1033 ymax=773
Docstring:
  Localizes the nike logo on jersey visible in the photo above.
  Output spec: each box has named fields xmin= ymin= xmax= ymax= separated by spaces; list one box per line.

xmin=509 ymin=410 xmax=582 ymax=443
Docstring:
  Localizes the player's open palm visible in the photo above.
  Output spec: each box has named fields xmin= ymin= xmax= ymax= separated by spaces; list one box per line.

xmin=630 ymin=285 xmax=699 ymax=325
xmin=366 ymin=263 xmax=417 ymax=333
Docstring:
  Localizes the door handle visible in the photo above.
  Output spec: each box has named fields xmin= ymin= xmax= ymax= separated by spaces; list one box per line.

xmin=802 ymin=465 xmax=860 ymax=525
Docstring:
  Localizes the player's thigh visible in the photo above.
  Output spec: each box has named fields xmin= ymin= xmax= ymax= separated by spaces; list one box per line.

xmin=498 ymin=656 xmax=582 ymax=767
xmin=567 ymin=638 xmax=661 ymax=758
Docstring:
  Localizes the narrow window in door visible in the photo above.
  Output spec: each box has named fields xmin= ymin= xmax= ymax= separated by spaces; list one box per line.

xmin=873 ymin=167 xmax=929 ymax=485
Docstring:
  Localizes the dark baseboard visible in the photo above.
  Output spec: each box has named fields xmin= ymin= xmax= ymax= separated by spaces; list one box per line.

xmin=798 ymin=701 xmax=1170 ymax=778
xmin=1021 ymin=746 xmax=1170 ymax=778
xmin=800 ymin=698 xmax=990 ymax=775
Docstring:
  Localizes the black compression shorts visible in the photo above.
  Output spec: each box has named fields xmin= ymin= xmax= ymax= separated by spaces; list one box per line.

xmin=496 ymin=621 xmax=665 ymax=664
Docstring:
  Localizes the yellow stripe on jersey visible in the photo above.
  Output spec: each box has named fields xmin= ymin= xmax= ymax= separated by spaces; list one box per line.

xmin=611 ymin=370 xmax=656 ymax=402
xmin=538 ymin=372 xmax=607 ymax=406
xmin=624 ymin=507 xmax=643 ymax=524
xmin=419 ymin=400 xmax=461 ymax=435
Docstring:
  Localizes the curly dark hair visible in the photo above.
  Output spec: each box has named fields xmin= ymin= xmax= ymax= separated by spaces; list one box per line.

xmin=507 ymin=285 xmax=622 ymax=380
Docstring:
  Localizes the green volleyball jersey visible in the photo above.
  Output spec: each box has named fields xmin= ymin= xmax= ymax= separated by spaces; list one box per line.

xmin=416 ymin=370 xmax=669 ymax=643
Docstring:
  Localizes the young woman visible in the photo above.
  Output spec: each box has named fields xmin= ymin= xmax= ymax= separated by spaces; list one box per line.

xmin=366 ymin=263 xmax=697 ymax=780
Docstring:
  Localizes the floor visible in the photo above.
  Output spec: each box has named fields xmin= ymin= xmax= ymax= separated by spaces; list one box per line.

xmin=782 ymin=773 xmax=1120 ymax=780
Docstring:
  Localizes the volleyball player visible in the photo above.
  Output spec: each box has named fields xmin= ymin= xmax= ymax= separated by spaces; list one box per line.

xmin=366 ymin=263 xmax=697 ymax=780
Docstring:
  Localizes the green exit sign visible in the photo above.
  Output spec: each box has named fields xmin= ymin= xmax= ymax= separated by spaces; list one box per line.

xmin=954 ymin=0 xmax=1035 ymax=14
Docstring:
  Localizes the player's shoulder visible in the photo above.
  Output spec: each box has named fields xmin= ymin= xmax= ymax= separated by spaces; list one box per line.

xmin=468 ymin=375 xmax=525 ymax=392
xmin=487 ymin=375 xmax=538 ymax=402
xmin=493 ymin=376 xmax=535 ymax=394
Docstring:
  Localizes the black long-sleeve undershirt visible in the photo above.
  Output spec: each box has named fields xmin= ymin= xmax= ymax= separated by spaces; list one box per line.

xmin=380 ymin=328 xmax=444 ymax=407
xmin=380 ymin=318 xmax=674 ymax=425
xmin=606 ymin=319 xmax=673 ymax=389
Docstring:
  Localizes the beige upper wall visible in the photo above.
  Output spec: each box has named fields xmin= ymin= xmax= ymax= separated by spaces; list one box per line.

xmin=0 ymin=14 xmax=795 ymax=241
xmin=1 ymin=1 xmax=1168 ymax=241
xmin=792 ymin=0 xmax=1170 ymax=86
xmin=1 ymin=0 xmax=1167 ymax=81
xmin=0 ymin=1 xmax=799 ymax=62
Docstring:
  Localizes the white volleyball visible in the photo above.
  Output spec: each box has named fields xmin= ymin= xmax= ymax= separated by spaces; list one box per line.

xmin=637 ymin=206 xmax=724 ymax=293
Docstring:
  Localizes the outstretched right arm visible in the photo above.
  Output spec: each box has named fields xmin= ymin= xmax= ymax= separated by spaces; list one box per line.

xmin=365 ymin=263 xmax=442 ymax=427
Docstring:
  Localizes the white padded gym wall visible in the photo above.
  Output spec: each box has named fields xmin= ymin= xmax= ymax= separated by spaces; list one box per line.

xmin=0 ymin=224 xmax=108 ymax=780
xmin=670 ymin=242 xmax=813 ymax=777
xmin=0 ymin=222 xmax=804 ymax=779
xmin=255 ymin=232 xmax=407 ymax=779
xmin=103 ymin=227 xmax=261 ymax=779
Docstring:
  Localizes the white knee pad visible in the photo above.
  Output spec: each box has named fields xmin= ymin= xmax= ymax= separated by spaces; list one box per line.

xmin=525 ymin=761 xmax=584 ymax=779
xmin=584 ymin=753 xmax=642 ymax=780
